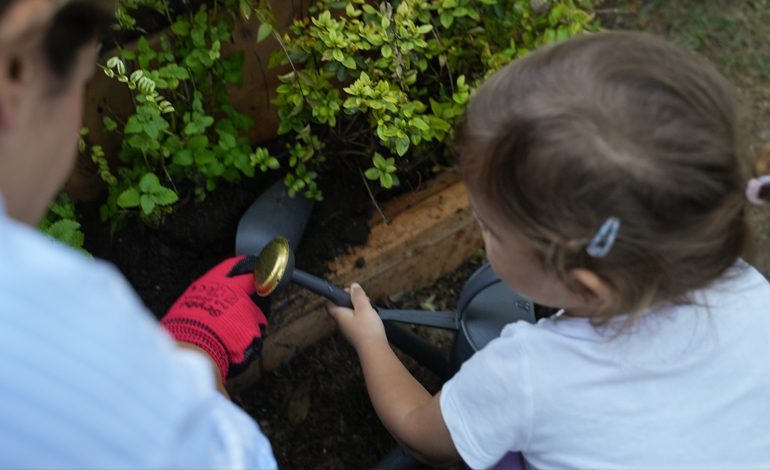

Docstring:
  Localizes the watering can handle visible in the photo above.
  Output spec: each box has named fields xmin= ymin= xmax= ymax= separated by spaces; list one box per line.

xmin=291 ymin=269 xmax=458 ymax=330
xmin=378 ymin=309 xmax=458 ymax=330
xmin=292 ymin=269 xmax=354 ymax=308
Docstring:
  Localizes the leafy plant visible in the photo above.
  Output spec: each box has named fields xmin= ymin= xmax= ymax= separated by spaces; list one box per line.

xmin=79 ymin=0 xmax=596 ymax=232
xmin=117 ymin=172 xmax=179 ymax=215
xmin=250 ymin=0 xmax=597 ymax=200
xmin=39 ymin=194 xmax=88 ymax=254
xmin=80 ymin=0 xmax=277 ymax=231
xmin=365 ymin=152 xmax=399 ymax=189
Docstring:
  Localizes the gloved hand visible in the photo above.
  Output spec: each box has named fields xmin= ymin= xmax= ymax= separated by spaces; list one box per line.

xmin=161 ymin=256 xmax=268 ymax=385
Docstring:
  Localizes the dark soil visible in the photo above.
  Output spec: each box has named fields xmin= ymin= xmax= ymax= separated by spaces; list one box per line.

xmin=81 ymin=154 xmax=375 ymax=317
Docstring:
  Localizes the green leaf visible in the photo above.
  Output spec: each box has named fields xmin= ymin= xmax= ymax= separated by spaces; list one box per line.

xmin=395 ymin=137 xmax=409 ymax=156
xmin=380 ymin=172 xmax=394 ymax=188
xmin=139 ymin=173 xmax=161 ymax=193
xmin=103 ymin=116 xmax=118 ymax=132
xmin=239 ymin=0 xmax=252 ymax=20
xmin=137 ymin=38 xmax=157 ymax=70
xmin=47 ymin=219 xmax=84 ymax=246
xmin=152 ymin=187 xmax=178 ymax=206
xmin=195 ymin=148 xmax=216 ymax=166
xmin=140 ymin=194 xmax=156 ymax=215
xmin=440 ymin=12 xmax=454 ymax=29
xmin=182 ymin=121 xmax=203 ymax=135
xmin=257 ymin=22 xmax=273 ymax=42
xmin=341 ymin=56 xmax=356 ymax=69
xmin=159 ymin=63 xmax=190 ymax=80
xmin=191 ymin=28 xmax=206 ymax=48
xmin=49 ymin=195 xmax=77 ymax=219
xmin=117 ymin=188 xmax=140 ymax=208
xmin=411 ymin=117 xmax=429 ymax=131
xmin=173 ymin=149 xmax=194 ymax=166
xmin=187 ymin=135 xmax=209 ymax=150
xmin=194 ymin=8 xmax=207 ymax=26
xmin=217 ymin=130 xmax=237 ymax=150
xmin=171 ymin=20 xmax=190 ymax=36
xmin=124 ymin=116 xmax=143 ymax=134
xmin=364 ymin=167 xmax=380 ymax=180
xmin=416 ymin=24 xmax=433 ymax=34
xmin=161 ymin=136 xmax=181 ymax=157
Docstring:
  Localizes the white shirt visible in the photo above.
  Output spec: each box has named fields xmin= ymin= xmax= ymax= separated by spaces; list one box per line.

xmin=0 ymin=201 xmax=277 ymax=469
xmin=441 ymin=261 xmax=770 ymax=469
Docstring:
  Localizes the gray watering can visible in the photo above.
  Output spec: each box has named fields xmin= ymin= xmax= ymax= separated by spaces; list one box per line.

xmin=235 ymin=179 xmax=536 ymax=379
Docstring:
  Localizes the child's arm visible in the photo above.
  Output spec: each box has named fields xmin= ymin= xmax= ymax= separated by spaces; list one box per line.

xmin=326 ymin=283 xmax=460 ymax=465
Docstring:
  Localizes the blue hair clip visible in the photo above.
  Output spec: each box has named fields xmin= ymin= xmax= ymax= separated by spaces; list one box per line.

xmin=586 ymin=217 xmax=621 ymax=258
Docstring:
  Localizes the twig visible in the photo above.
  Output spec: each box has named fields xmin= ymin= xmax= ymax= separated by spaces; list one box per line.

xmin=594 ymin=9 xmax=635 ymax=15
xmin=161 ymin=164 xmax=179 ymax=194
xmin=337 ymin=150 xmax=370 ymax=158
xmin=358 ymin=167 xmax=389 ymax=224
xmin=431 ymin=22 xmax=454 ymax=95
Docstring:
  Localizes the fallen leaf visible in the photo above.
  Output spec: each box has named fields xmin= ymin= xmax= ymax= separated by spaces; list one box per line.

xmin=420 ymin=294 xmax=437 ymax=311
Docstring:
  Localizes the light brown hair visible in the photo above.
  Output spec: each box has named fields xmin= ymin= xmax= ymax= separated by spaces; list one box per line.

xmin=457 ymin=31 xmax=751 ymax=321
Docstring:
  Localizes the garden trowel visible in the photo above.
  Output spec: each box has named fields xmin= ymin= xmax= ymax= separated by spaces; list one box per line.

xmin=234 ymin=179 xmax=314 ymax=257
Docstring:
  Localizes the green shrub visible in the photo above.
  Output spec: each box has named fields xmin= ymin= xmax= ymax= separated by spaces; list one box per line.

xmin=257 ymin=0 xmax=597 ymax=199
xmin=80 ymin=0 xmax=276 ymax=232
xmin=75 ymin=0 xmax=596 ymax=236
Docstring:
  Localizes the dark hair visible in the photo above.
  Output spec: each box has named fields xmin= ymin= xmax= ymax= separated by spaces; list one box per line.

xmin=0 ymin=1 xmax=12 ymax=20
xmin=44 ymin=1 xmax=110 ymax=78
xmin=457 ymin=31 xmax=751 ymax=321
xmin=0 ymin=0 xmax=110 ymax=80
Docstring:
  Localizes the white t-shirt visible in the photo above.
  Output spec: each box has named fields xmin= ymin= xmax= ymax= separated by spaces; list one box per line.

xmin=441 ymin=261 xmax=770 ymax=469
xmin=0 ymin=200 xmax=277 ymax=469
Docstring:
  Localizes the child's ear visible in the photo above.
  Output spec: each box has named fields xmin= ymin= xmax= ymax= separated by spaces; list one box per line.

xmin=569 ymin=268 xmax=613 ymax=307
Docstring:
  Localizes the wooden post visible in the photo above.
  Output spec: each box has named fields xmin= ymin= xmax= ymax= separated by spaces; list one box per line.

xmin=229 ymin=170 xmax=482 ymax=392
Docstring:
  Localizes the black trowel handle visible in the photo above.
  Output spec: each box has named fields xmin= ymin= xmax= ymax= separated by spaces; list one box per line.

xmin=292 ymin=269 xmax=354 ymax=309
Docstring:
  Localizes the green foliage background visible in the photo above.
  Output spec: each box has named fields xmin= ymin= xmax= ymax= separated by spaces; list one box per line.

xmin=265 ymin=0 xmax=596 ymax=198
xmin=47 ymin=0 xmax=597 ymax=248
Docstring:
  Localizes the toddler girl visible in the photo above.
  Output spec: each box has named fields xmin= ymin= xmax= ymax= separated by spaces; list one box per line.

xmin=327 ymin=31 xmax=770 ymax=468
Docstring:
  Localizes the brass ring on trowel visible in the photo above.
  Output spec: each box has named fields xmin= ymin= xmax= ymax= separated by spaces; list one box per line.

xmin=253 ymin=236 xmax=291 ymax=297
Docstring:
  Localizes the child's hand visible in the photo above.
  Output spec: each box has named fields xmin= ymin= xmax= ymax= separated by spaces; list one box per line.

xmin=326 ymin=283 xmax=386 ymax=352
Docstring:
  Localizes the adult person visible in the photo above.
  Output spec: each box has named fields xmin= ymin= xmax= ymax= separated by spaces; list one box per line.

xmin=0 ymin=1 xmax=276 ymax=467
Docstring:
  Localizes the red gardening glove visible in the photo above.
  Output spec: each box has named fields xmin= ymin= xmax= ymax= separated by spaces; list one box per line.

xmin=161 ymin=256 xmax=268 ymax=385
